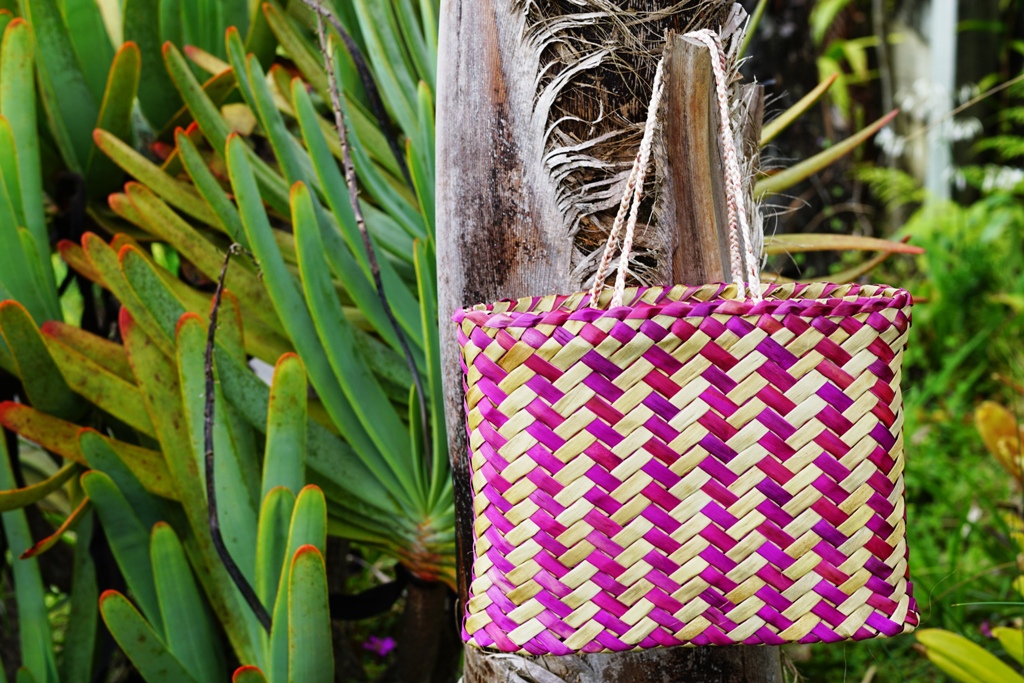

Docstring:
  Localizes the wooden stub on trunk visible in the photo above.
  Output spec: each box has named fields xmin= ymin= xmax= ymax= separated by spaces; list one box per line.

xmin=660 ymin=35 xmax=764 ymax=284
xmin=438 ymin=3 xmax=781 ymax=681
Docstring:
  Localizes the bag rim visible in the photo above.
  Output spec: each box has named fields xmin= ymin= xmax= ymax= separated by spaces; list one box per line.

xmin=454 ymin=282 xmax=912 ymax=330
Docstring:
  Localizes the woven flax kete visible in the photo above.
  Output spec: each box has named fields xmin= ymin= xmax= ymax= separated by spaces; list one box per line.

xmin=453 ymin=282 xmax=918 ymax=655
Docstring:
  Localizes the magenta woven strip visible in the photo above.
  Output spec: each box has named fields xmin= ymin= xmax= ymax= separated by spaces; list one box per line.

xmin=455 ymin=283 xmax=917 ymax=655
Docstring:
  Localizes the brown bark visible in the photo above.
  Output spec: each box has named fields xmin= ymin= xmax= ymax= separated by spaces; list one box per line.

xmin=437 ymin=2 xmax=782 ymax=681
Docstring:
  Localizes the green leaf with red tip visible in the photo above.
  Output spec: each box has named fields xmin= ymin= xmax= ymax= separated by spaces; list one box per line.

xmin=125 ymin=183 xmax=284 ymax=335
xmin=255 ymin=486 xmax=294 ymax=628
xmin=0 ymin=434 xmax=57 ymax=683
xmin=157 ymin=67 xmax=237 ymax=141
xmin=183 ymin=44 xmax=229 ymax=75
xmin=20 ymin=496 xmax=90 ymax=559
xmin=19 ymin=0 xmax=98 ymax=169
xmin=269 ymin=486 xmax=327 ymax=683
xmin=41 ymin=321 xmax=133 ymax=381
xmin=0 ymin=300 xmax=85 ymax=419
xmin=263 ymin=354 xmax=307 ymax=500
xmin=151 ymin=523 xmax=226 ymax=683
xmin=0 ymin=20 xmax=57 ymax=314
xmin=87 ymin=42 xmax=141 ymax=197
xmin=287 ymin=545 xmax=333 ymax=683
xmin=122 ymin=0 xmax=180 ymax=127
xmin=0 ymin=461 xmax=78 ymax=512
xmin=93 ymin=129 xmax=219 ymax=226
xmin=99 ymin=591 xmax=200 ymax=683
xmin=0 ymin=402 xmax=176 ymax=498
xmin=234 ymin=666 xmax=268 ymax=683
xmin=756 ymin=110 xmax=899 ymax=197
xmin=41 ymin=332 xmax=155 ymax=436
xmin=84 ymin=471 xmax=162 ymax=627
xmin=82 ymin=233 xmax=174 ymax=356
xmin=57 ymin=239 xmax=103 ymax=285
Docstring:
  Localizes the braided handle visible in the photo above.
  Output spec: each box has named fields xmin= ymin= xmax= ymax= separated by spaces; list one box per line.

xmin=588 ymin=30 xmax=762 ymax=308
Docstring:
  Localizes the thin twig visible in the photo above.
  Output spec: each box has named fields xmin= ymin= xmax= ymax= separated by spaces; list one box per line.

xmin=301 ymin=0 xmax=413 ymax=188
xmin=205 ymin=244 xmax=272 ymax=632
xmin=903 ymin=71 xmax=1024 ymax=143
xmin=305 ymin=6 xmax=433 ymax=475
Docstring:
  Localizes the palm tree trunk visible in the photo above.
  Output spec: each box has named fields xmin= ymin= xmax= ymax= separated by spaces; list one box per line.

xmin=436 ymin=2 xmax=783 ymax=680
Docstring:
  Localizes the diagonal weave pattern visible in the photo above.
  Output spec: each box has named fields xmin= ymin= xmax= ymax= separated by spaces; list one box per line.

xmin=453 ymin=283 xmax=918 ymax=655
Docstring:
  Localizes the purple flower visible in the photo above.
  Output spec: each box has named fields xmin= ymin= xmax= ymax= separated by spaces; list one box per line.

xmin=363 ymin=636 xmax=397 ymax=657
xmin=980 ymin=621 xmax=993 ymax=638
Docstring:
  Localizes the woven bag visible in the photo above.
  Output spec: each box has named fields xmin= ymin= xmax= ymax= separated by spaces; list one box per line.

xmin=453 ymin=32 xmax=917 ymax=655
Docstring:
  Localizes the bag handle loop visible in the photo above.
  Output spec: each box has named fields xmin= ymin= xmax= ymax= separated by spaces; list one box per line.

xmin=588 ymin=29 xmax=763 ymax=308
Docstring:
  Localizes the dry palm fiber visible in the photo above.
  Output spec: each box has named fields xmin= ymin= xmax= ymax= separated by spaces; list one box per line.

xmin=453 ymin=283 xmax=917 ymax=654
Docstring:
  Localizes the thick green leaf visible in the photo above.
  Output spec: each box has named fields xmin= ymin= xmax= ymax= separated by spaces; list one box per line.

xmin=0 ymin=20 xmax=56 ymax=311
xmin=760 ymin=74 xmax=838 ymax=146
xmin=42 ymin=332 xmax=155 ymax=435
xmin=756 ymin=110 xmax=899 ymax=197
xmin=40 ymin=321 xmax=133 ymax=381
xmin=123 ymin=307 xmax=260 ymax=664
xmin=174 ymin=313 xmax=259 ymax=584
xmin=0 ymin=402 xmax=174 ymax=497
xmin=269 ymin=486 xmax=327 ymax=683
xmin=0 ymin=114 xmax=24 ymax=228
xmin=78 ymin=430 xmax=171 ymax=530
xmin=993 ymin=627 xmax=1024 ymax=667
xmin=99 ymin=591 xmax=200 ymax=683
xmin=60 ymin=0 xmax=114 ymax=100
xmin=0 ymin=435 xmax=57 ymax=683
xmin=0 ymin=461 xmax=77 ymax=512
xmin=151 ymin=523 xmax=226 ymax=683
xmin=175 ymin=128 xmax=248 ymax=247
xmin=60 ymin=511 xmax=98 ymax=683
xmin=255 ymin=486 xmax=294 ymax=630
xmin=291 ymin=79 xmax=425 ymax=357
xmin=157 ymin=68 xmax=237 ymax=141
xmin=292 ymin=182 xmax=418 ymax=500
xmin=123 ymin=0 xmax=181 ymax=127
xmin=93 ymin=129 xmax=219 ymax=226
xmin=287 ymin=546 xmax=333 ymax=683
xmin=19 ymin=0 xmax=98 ymax=167
xmin=351 ymin=0 xmax=417 ymax=138
xmin=0 ymin=300 xmax=84 ymax=418
xmin=86 ymin=41 xmax=141 ymax=197
xmin=83 ymin=471 xmax=162 ymax=628
xmin=227 ymin=135 xmax=406 ymax=501
xmin=125 ymin=183 xmax=284 ymax=335
xmin=81 ymin=233 xmax=174 ymax=356
xmin=917 ymin=628 xmax=1024 ymax=683
xmin=163 ymin=41 xmax=289 ymax=214
xmin=233 ymin=667 xmax=269 ymax=683
xmin=763 ymin=233 xmax=925 ymax=255
xmin=263 ymin=353 xmax=307 ymax=500
xmin=0 ymin=119 xmax=53 ymax=325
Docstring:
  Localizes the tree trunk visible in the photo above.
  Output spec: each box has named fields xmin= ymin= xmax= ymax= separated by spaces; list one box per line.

xmin=437 ymin=2 xmax=783 ymax=680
